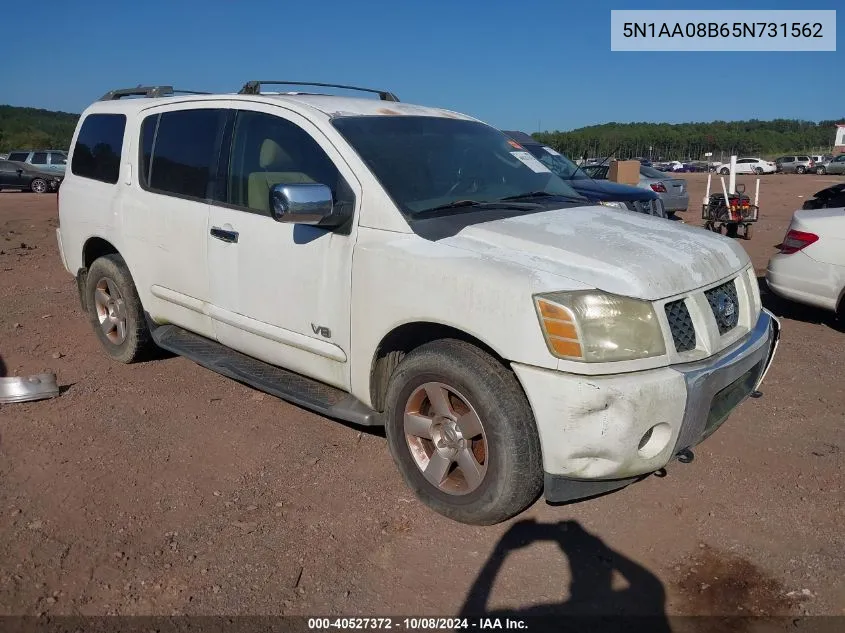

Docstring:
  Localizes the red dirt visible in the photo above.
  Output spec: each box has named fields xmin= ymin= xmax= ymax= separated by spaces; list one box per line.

xmin=0 ymin=173 xmax=843 ymax=618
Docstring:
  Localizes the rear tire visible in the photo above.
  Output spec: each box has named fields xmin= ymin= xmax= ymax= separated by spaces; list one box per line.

xmin=383 ymin=339 xmax=543 ymax=525
xmin=743 ymin=224 xmax=753 ymax=240
xmin=85 ymin=254 xmax=156 ymax=363
xmin=754 ymin=167 xmax=763 ymax=175
xmin=816 ymin=166 xmax=826 ymax=175
xmin=796 ymin=166 xmax=806 ymax=174
xmin=30 ymin=178 xmax=47 ymax=193
xmin=719 ymin=168 xmax=729 ymax=175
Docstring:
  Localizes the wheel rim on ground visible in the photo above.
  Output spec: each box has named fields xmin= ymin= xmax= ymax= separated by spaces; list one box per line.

xmin=817 ymin=167 xmax=825 ymax=175
xmin=31 ymin=179 xmax=46 ymax=193
xmin=94 ymin=277 xmax=128 ymax=345
xmin=403 ymin=382 xmax=488 ymax=495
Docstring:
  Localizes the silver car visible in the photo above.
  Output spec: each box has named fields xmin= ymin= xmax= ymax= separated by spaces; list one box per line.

xmin=5 ymin=150 xmax=68 ymax=175
xmin=825 ymin=154 xmax=845 ymax=175
xmin=583 ymin=163 xmax=690 ymax=215
xmin=775 ymin=155 xmax=815 ymax=174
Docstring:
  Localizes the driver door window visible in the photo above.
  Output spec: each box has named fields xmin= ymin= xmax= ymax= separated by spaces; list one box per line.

xmin=226 ymin=110 xmax=353 ymax=216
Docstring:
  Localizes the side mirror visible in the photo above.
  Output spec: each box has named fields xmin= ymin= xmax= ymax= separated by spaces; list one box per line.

xmin=270 ymin=183 xmax=337 ymax=226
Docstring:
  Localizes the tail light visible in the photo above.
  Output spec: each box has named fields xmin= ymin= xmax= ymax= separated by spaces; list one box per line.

xmin=650 ymin=182 xmax=666 ymax=193
xmin=778 ymin=229 xmax=819 ymax=254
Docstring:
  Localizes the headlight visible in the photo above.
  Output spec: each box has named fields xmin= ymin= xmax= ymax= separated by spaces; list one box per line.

xmin=534 ymin=290 xmax=666 ymax=362
xmin=598 ymin=200 xmax=627 ymax=210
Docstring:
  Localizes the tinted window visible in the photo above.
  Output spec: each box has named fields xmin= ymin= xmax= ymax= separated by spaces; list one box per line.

xmin=50 ymin=153 xmax=67 ymax=165
xmin=0 ymin=160 xmax=16 ymax=171
xmin=228 ymin=110 xmax=354 ymax=215
xmin=7 ymin=152 xmax=28 ymax=162
xmin=640 ymin=165 xmax=667 ymax=178
xmin=797 ymin=156 xmax=810 ymax=161
xmin=148 ymin=109 xmax=225 ymax=199
xmin=71 ymin=113 xmax=127 ymax=184
xmin=139 ymin=114 xmax=158 ymax=187
xmin=31 ymin=152 xmax=48 ymax=165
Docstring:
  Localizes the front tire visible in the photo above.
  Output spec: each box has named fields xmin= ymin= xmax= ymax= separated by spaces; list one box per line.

xmin=796 ymin=166 xmax=806 ymax=174
xmin=30 ymin=178 xmax=47 ymax=193
xmin=719 ymin=168 xmax=729 ymax=175
xmin=85 ymin=254 xmax=155 ymax=363
xmin=816 ymin=166 xmax=826 ymax=175
xmin=383 ymin=339 xmax=543 ymax=525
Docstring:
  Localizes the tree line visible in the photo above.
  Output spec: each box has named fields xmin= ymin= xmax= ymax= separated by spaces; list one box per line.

xmin=0 ymin=105 xmax=78 ymax=153
xmin=533 ymin=118 xmax=843 ymax=162
xmin=1 ymin=103 xmax=842 ymax=161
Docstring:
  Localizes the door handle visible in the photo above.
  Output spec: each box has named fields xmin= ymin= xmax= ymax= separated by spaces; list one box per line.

xmin=210 ymin=227 xmax=239 ymax=243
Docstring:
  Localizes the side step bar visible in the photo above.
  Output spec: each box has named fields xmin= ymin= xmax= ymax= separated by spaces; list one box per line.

xmin=150 ymin=324 xmax=381 ymax=427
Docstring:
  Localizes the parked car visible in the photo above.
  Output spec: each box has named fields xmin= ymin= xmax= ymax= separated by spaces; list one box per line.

xmin=5 ymin=149 xmax=68 ymax=174
xmin=824 ymin=153 xmax=845 ymax=175
xmin=766 ymin=208 xmax=844 ymax=318
xmin=801 ymin=183 xmax=845 ymax=210
xmin=57 ymin=82 xmax=779 ymax=525
xmin=0 ymin=159 xmax=62 ymax=193
xmin=502 ymin=132 xmax=666 ymax=218
xmin=810 ymin=155 xmax=833 ymax=167
xmin=0 ymin=153 xmax=8 ymax=160
xmin=718 ymin=158 xmax=777 ymax=175
xmin=811 ymin=156 xmax=833 ymax=175
xmin=775 ymin=156 xmax=815 ymax=174
xmin=583 ymin=163 xmax=690 ymax=215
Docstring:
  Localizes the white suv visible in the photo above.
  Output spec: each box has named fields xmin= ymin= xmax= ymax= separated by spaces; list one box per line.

xmin=56 ymin=82 xmax=780 ymax=525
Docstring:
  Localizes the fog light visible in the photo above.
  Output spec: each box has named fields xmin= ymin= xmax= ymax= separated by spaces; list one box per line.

xmin=637 ymin=423 xmax=672 ymax=459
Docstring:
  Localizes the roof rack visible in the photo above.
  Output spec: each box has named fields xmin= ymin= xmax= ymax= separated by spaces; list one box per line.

xmin=238 ymin=80 xmax=399 ymax=102
xmin=98 ymin=86 xmax=210 ymax=101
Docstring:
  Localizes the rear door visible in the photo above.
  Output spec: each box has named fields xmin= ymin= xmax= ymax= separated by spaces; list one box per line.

xmin=121 ymin=105 xmax=226 ymax=338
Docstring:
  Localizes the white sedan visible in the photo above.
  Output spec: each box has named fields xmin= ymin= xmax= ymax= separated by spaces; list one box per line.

xmin=766 ymin=208 xmax=845 ymax=317
xmin=717 ymin=158 xmax=777 ymax=175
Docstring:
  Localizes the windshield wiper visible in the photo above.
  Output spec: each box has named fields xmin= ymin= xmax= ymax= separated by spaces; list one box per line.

xmin=500 ymin=191 xmax=586 ymax=203
xmin=414 ymin=199 xmax=543 ymax=218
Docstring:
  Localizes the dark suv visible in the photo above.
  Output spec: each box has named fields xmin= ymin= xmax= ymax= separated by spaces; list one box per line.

xmin=503 ymin=131 xmax=667 ymax=219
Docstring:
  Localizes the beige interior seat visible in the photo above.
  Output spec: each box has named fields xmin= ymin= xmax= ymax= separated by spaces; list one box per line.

xmin=247 ymin=138 xmax=316 ymax=212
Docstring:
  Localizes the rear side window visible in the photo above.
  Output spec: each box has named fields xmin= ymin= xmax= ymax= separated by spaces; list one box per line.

xmin=50 ymin=153 xmax=67 ymax=166
xmin=8 ymin=152 xmax=28 ymax=162
xmin=31 ymin=152 xmax=48 ymax=165
xmin=143 ymin=109 xmax=226 ymax=200
xmin=71 ymin=113 xmax=127 ymax=184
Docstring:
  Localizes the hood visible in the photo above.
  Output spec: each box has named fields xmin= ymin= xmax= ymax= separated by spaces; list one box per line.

xmin=570 ymin=178 xmax=656 ymax=202
xmin=437 ymin=206 xmax=749 ymax=301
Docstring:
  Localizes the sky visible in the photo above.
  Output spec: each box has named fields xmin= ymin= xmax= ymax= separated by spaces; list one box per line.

xmin=1 ymin=0 xmax=842 ymax=132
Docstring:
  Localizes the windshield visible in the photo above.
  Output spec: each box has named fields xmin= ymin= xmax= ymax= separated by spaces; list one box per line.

xmin=520 ymin=144 xmax=590 ymax=181
xmin=332 ymin=116 xmax=586 ymax=215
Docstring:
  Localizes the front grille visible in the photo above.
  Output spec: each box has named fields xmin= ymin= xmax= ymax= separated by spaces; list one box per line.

xmin=665 ymin=300 xmax=696 ymax=352
xmin=705 ymin=280 xmax=740 ymax=335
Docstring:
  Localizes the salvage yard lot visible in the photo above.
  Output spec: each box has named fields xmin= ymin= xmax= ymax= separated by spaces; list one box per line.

xmin=1 ymin=173 xmax=843 ymax=618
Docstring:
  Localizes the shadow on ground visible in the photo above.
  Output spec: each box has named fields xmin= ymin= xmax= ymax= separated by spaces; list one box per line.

xmin=459 ymin=519 xmax=672 ymax=632
xmin=757 ymin=276 xmax=843 ymax=332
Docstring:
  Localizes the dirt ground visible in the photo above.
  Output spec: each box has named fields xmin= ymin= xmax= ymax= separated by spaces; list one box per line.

xmin=0 ymin=172 xmax=843 ymax=621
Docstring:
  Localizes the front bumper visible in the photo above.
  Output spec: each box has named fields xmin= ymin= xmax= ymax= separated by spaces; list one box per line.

xmin=513 ymin=309 xmax=780 ymax=503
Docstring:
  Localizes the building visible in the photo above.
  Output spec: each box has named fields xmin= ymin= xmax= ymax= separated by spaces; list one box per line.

xmin=835 ymin=124 xmax=845 ymax=155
